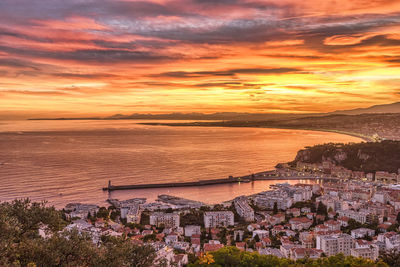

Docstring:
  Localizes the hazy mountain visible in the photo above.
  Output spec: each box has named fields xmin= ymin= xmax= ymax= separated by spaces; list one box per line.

xmin=331 ymin=102 xmax=400 ymax=115
xmin=29 ymin=102 xmax=400 ymax=121
xmin=105 ymin=112 xmax=317 ymax=121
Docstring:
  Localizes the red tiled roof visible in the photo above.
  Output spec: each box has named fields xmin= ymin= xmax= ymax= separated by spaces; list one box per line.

xmin=204 ymin=243 xmax=224 ymax=252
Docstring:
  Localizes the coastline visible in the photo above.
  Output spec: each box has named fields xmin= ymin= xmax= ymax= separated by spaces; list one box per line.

xmin=24 ymin=117 xmax=375 ymax=142
xmin=139 ymin=122 xmax=372 ymax=142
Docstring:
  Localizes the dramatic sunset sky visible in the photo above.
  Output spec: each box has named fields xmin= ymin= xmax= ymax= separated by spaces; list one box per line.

xmin=1 ymin=0 xmax=400 ymax=118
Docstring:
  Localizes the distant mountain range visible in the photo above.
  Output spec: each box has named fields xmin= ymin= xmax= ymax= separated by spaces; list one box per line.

xmin=105 ymin=112 xmax=311 ymax=121
xmin=331 ymin=102 xmax=400 ymax=115
xmin=104 ymin=101 xmax=400 ymax=120
xmin=29 ymin=102 xmax=400 ymax=121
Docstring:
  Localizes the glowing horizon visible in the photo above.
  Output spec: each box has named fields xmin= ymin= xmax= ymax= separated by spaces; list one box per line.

xmin=1 ymin=0 xmax=400 ymax=119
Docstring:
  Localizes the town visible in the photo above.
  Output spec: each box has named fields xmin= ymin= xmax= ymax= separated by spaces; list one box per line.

xmin=59 ymin=160 xmax=400 ymax=266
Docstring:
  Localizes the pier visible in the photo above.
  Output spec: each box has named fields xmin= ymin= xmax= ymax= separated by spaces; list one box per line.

xmin=102 ymin=171 xmax=340 ymax=191
xmin=103 ymin=176 xmax=252 ymax=191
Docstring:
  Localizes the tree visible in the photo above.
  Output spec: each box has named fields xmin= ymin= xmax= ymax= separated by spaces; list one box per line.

xmin=273 ymin=202 xmax=278 ymax=214
xmin=110 ymin=210 xmax=119 ymax=221
xmin=96 ymin=207 xmax=109 ymax=220
xmin=142 ymin=233 xmax=157 ymax=243
xmin=344 ymin=219 xmax=363 ymax=232
xmin=165 ymin=208 xmax=173 ymax=213
xmin=387 ymin=224 xmax=399 ymax=233
xmin=0 ymin=199 xmax=159 ymax=267
xmin=396 ymin=212 xmax=400 ymax=224
xmin=188 ymin=246 xmax=388 ymax=267
xmin=140 ymin=213 xmax=150 ymax=225
xmin=99 ymin=237 xmax=158 ymax=267
xmin=380 ymin=249 xmax=400 ymax=267
xmin=317 ymin=202 xmax=328 ymax=216
xmin=180 ymin=209 xmax=204 ymax=227
xmin=235 ymin=233 xmax=241 ymax=243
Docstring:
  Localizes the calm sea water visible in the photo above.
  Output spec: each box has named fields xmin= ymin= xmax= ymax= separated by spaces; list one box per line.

xmin=0 ymin=120 xmax=362 ymax=208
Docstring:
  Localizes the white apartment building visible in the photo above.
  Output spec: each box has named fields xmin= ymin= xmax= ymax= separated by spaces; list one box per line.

xmin=184 ymin=225 xmax=201 ymax=237
xmin=293 ymin=188 xmax=313 ymax=203
xmin=338 ymin=210 xmax=368 ymax=224
xmin=255 ymin=195 xmax=293 ymax=210
xmin=126 ymin=204 xmax=142 ymax=224
xmin=150 ymin=212 xmax=180 ymax=228
xmin=351 ymin=245 xmax=379 ymax=261
xmin=234 ymin=196 xmax=254 ymax=222
xmin=316 ymin=233 xmax=354 ymax=256
xmin=351 ymin=228 xmax=375 ymax=239
xmin=204 ymin=211 xmax=234 ymax=228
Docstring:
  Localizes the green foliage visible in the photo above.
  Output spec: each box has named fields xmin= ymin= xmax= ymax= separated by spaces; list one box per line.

xmin=273 ymin=202 xmax=278 ymax=214
xmin=140 ymin=212 xmax=150 ymax=225
xmin=380 ymin=249 xmax=400 ymax=267
xmin=218 ymin=228 xmax=228 ymax=245
xmin=0 ymin=199 xmax=158 ymax=267
xmin=180 ymin=209 xmax=204 ymax=227
xmin=387 ymin=224 xmax=399 ymax=233
xmin=317 ymin=202 xmax=328 ymax=216
xmin=0 ymin=199 xmax=66 ymax=243
xmin=189 ymin=247 xmax=388 ymax=267
xmin=110 ymin=210 xmax=119 ymax=221
xmin=142 ymin=233 xmax=157 ymax=243
xmin=269 ymin=234 xmax=281 ymax=248
xmin=291 ymin=200 xmax=316 ymax=211
xmin=96 ymin=207 xmax=109 ymax=220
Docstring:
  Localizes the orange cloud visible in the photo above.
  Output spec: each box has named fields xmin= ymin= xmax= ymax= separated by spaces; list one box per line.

xmin=0 ymin=0 xmax=399 ymax=118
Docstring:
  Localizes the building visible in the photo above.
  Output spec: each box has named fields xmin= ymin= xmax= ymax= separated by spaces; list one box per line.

xmin=375 ymin=171 xmax=398 ymax=184
xmin=184 ymin=225 xmax=201 ymax=237
xmin=324 ymin=220 xmax=341 ymax=231
xmin=126 ymin=204 xmax=142 ymax=224
xmin=268 ymin=213 xmax=285 ymax=225
xmin=337 ymin=216 xmax=350 ymax=227
xmin=253 ymin=230 xmax=269 ymax=239
xmin=383 ymin=233 xmax=400 ymax=250
xmin=204 ymin=211 xmax=234 ymax=228
xmin=351 ymin=228 xmax=375 ymax=239
xmin=64 ymin=203 xmax=99 ymax=220
xmin=150 ymin=212 xmax=180 ymax=228
xmin=290 ymin=248 xmax=323 ymax=260
xmin=317 ymin=233 xmax=354 ymax=256
xmin=173 ymin=254 xmax=188 ymax=267
xmin=338 ymin=210 xmax=368 ymax=224
xmin=300 ymin=232 xmax=314 ymax=249
xmin=289 ymin=217 xmax=312 ymax=231
xmin=254 ymin=190 xmax=293 ymax=210
xmin=351 ymin=245 xmax=379 ymax=261
xmin=234 ymin=196 xmax=254 ymax=222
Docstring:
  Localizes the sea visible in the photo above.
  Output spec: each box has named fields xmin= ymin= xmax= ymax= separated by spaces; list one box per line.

xmin=0 ymin=120 xmax=362 ymax=208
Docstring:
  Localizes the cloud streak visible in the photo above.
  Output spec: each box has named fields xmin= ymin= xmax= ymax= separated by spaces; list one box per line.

xmin=0 ymin=0 xmax=400 ymax=117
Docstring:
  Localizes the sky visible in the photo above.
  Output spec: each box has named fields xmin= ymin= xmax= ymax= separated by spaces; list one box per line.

xmin=1 ymin=0 xmax=400 ymax=119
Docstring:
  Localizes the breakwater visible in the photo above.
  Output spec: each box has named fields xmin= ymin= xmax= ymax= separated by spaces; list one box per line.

xmin=103 ymin=176 xmax=252 ymax=191
xmin=102 ymin=171 xmax=337 ymax=191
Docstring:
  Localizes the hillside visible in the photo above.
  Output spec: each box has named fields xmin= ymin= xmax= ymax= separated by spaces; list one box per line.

xmin=291 ymin=140 xmax=400 ymax=173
